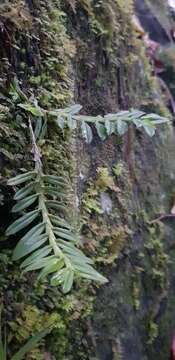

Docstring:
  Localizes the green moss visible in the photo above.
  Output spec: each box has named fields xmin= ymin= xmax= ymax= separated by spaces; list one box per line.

xmin=97 ymin=226 xmax=130 ymax=264
xmin=131 ymin=274 xmax=141 ymax=311
xmin=112 ymin=163 xmax=124 ymax=177
xmin=9 ymin=306 xmax=62 ymax=359
xmin=144 ymin=225 xmax=168 ymax=289
xmin=140 ymin=223 xmax=169 ymax=345
xmin=147 ymin=320 xmax=159 ymax=345
xmin=0 ymin=0 xmax=77 ymax=358
xmin=0 ymin=0 xmax=173 ymax=359
xmin=96 ymin=167 xmax=116 ymax=190
xmin=81 ymin=164 xmax=132 ymax=265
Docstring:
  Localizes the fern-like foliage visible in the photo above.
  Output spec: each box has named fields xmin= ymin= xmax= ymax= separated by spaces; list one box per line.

xmin=6 ymin=167 xmax=107 ymax=293
xmin=18 ymin=103 xmax=169 ymax=141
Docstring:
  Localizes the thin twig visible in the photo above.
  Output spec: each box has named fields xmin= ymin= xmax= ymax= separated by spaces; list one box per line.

xmin=149 ymin=214 xmax=175 ymax=224
xmin=28 ymin=116 xmax=42 ymax=169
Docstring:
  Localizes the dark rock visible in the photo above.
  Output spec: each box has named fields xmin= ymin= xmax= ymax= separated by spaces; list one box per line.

xmin=135 ymin=0 xmax=171 ymax=44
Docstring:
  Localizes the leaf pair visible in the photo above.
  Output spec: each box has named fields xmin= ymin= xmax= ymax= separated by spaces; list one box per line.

xmin=51 ymin=267 xmax=74 ymax=293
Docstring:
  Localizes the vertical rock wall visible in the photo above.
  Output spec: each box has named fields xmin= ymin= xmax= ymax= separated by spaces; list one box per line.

xmin=0 ymin=0 xmax=175 ymax=359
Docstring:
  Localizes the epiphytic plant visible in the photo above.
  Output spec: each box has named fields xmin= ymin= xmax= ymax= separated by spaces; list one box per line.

xmin=5 ymin=83 xmax=168 ymax=293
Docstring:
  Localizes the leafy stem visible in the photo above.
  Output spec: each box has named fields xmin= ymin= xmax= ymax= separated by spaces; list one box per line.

xmin=6 ymin=115 xmax=107 ymax=293
xmin=38 ymin=188 xmax=61 ymax=257
xmin=29 ymin=116 xmax=70 ymax=263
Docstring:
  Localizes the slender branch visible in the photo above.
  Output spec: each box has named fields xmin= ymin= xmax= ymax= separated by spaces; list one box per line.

xmin=28 ymin=117 xmax=64 ymax=257
xmin=38 ymin=192 xmax=63 ymax=257
xmin=28 ymin=116 xmax=42 ymax=170
xmin=149 ymin=214 xmax=175 ymax=224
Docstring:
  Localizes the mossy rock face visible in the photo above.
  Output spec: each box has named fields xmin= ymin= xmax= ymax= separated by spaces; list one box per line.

xmin=71 ymin=124 xmax=175 ymax=359
xmin=67 ymin=1 xmax=175 ymax=358
xmin=1 ymin=0 xmax=175 ymax=359
xmin=135 ymin=0 xmax=173 ymax=44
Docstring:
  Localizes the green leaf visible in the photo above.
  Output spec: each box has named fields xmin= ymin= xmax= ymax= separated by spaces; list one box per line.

xmin=62 ymin=269 xmax=74 ymax=293
xmin=56 ymin=116 xmax=64 ymax=129
xmin=46 ymin=201 xmax=67 ymax=212
xmin=104 ymin=119 xmax=115 ymax=135
xmin=10 ymin=78 xmax=28 ymax=102
xmin=43 ymin=175 xmax=67 ymax=187
xmin=23 ymin=255 xmax=56 ymax=272
xmin=43 ymin=187 xmax=67 ymax=199
xmin=51 ymin=269 xmax=67 ymax=286
xmin=13 ymin=234 xmax=48 ymax=261
xmin=128 ymin=110 xmax=145 ymax=119
xmin=78 ymin=271 xmax=101 ymax=281
xmin=34 ymin=117 xmax=42 ymax=140
xmin=151 ymin=119 xmax=169 ymax=125
xmin=53 ymin=228 xmax=77 ymax=242
xmin=38 ymin=257 xmax=64 ymax=280
xmin=0 ymin=341 xmax=6 ymax=360
xmin=69 ymin=256 xmax=93 ymax=266
xmin=39 ymin=118 xmax=47 ymax=139
xmin=14 ymin=182 xmax=36 ymax=201
xmin=116 ymin=110 xmax=130 ymax=119
xmin=69 ymin=104 xmax=82 ymax=114
xmin=53 ymin=227 xmax=74 ymax=235
xmin=51 ymin=104 xmax=82 ymax=117
xmin=75 ymin=263 xmax=108 ymax=283
xmin=67 ymin=114 xmax=77 ymax=129
xmin=48 ymin=110 xmax=61 ymax=117
xmin=70 ymin=251 xmax=94 ymax=264
xmin=7 ymin=171 xmax=36 ymax=186
xmin=18 ymin=103 xmax=43 ymax=117
xmin=58 ymin=240 xmax=78 ymax=250
xmin=116 ymin=119 xmax=128 ymax=135
xmin=21 ymin=245 xmax=52 ymax=269
xmin=9 ymin=82 xmax=19 ymax=101
xmin=12 ymin=194 xmax=39 ymax=213
xmin=142 ymin=124 xmax=155 ymax=137
xmin=11 ymin=328 xmax=51 ymax=360
xmin=81 ymin=121 xmax=93 ymax=143
xmin=142 ymin=114 xmax=168 ymax=122
xmin=95 ymin=122 xmax=107 ymax=140
xmin=58 ymin=240 xmax=93 ymax=260
xmin=16 ymin=222 xmax=45 ymax=246
xmin=6 ymin=210 xmax=40 ymax=236
xmin=58 ymin=241 xmax=93 ymax=263
xmin=131 ymin=118 xmax=143 ymax=128
xmin=49 ymin=214 xmax=72 ymax=230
